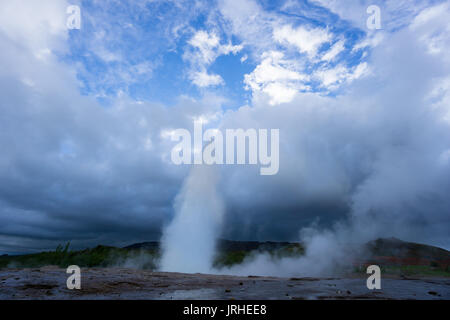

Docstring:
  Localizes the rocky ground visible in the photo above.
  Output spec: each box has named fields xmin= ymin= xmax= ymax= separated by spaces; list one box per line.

xmin=0 ymin=266 xmax=449 ymax=300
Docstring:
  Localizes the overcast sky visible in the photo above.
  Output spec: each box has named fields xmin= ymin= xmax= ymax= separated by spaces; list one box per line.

xmin=0 ymin=0 xmax=449 ymax=254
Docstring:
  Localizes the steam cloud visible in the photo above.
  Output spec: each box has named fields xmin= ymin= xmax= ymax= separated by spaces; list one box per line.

xmin=160 ymin=166 xmax=224 ymax=273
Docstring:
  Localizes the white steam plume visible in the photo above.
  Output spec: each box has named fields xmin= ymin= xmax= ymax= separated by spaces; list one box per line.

xmin=160 ymin=166 xmax=224 ymax=273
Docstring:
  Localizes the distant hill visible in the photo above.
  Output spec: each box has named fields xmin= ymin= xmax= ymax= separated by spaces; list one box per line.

xmin=362 ymin=237 xmax=450 ymax=269
xmin=124 ymin=239 xmax=301 ymax=252
xmin=123 ymin=241 xmax=159 ymax=250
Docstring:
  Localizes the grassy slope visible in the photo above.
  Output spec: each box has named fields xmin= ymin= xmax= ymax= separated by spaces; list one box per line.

xmin=0 ymin=244 xmax=158 ymax=269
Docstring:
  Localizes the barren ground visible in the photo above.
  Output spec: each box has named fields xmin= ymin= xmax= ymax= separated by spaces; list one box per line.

xmin=0 ymin=266 xmax=449 ymax=300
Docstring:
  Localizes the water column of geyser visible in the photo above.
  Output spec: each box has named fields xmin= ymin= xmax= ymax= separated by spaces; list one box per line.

xmin=160 ymin=165 xmax=224 ymax=273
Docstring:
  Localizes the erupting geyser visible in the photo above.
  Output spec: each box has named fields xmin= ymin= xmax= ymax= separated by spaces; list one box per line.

xmin=159 ymin=166 xmax=224 ymax=273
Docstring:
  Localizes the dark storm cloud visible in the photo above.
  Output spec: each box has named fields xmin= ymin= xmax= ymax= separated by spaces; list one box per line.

xmin=0 ymin=18 xmax=223 ymax=252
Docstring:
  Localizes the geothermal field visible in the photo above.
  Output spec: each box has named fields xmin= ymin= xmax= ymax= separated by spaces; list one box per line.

xmin=1 ymin=237 xmax=449 ymax=300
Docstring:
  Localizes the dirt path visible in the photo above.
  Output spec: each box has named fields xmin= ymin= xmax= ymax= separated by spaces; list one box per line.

xmin=0 ymin=267 xmax=449 ymax=300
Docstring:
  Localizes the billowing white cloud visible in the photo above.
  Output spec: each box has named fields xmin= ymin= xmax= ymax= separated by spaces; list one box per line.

xmin=244 ymin=51 xmax=308 ymax=104
xmin=218 ymin=0 xmax=374 ymax=101
xmin=273 ymin=24 xmax=331 ymax=58
xmin=190 ymin=70 xmax=225 ymax=87
xmin=314 ymin=62 xmax=369 ymax=90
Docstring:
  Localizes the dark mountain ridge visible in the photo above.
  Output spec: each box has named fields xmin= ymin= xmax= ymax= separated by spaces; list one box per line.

xmin=124 ymin=239 xmax=300 ymax=252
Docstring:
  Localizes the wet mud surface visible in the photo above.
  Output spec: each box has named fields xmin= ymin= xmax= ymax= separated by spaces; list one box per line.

xmin=1 ymin=267 xmax=449 ymax=300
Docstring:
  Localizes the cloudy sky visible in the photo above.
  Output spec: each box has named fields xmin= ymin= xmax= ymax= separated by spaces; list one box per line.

xmin=0 ymin=0 xmax=449 ymax=254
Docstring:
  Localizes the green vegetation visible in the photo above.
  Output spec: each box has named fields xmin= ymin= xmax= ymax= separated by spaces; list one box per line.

xmin=213 ymin=250 xmax=249 ymax=267
xmin=0 ymin=243 xmax=158 ymax=270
